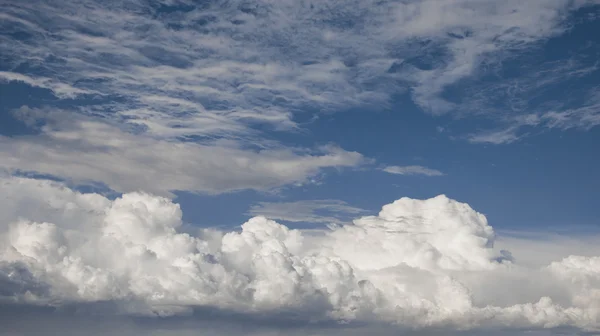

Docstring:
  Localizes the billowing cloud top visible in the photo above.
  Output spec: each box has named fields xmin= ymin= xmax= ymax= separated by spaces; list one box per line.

xmin=1 ymin=176 xmax=600 ymax=332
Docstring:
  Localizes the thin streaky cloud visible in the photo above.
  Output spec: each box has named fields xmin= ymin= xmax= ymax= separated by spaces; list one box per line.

xmin=382 ymin=165 xmax=445 ymax=176
xmin=1 ymin=0 xmax=598 ymax=144
xmin=0 ymin=107 xmax=365 ymax=196
xmin=247 ymin=199 xmax=368 ymax=225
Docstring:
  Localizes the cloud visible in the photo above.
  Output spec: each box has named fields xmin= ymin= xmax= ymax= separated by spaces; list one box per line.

xmin=382 ymin=165 xmax=444 ymax=176
xmin=2 ymin=176 xmax=600 ymax=333
xmin=468 ymin=88 xmax=600 ymax=144
xmin=375 ymin=0 xmax=599 ymax=116
xmin=247 ymin=199 xmax=367 ymax=225
xmin=496 ymin=230 xmax=600 ymax=267
xmin=540 ymin=88 xmax=600 ymax=131
xmin=467 ymin=126 xmax=523 ymax=145
xmin=1 ymin=308 xmax=585 ymax=336
xmin=1 ymin=0 xmax=599 ymax=145
xmin=461 ymin=45 xmax=600 ymax=144
xmin=0 ymin=71 xmax=96 ymax=99
xmin=0 ymin=309 xmax=589 ymax=336
xmin=0 ymin=107 xmax=365 ymax=196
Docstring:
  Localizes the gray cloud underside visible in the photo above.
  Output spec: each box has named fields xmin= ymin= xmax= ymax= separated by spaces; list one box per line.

xmin=0 ymin=306 xmax=591 ymax=336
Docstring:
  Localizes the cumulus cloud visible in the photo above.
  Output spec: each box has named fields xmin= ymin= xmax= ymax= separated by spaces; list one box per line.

xmin=0 ymin=107 xmax=364 ymax=196
xmin=382 ymin=165 xmax=444 ymax=176
xmin=1 ymin=176 xmax=600 ymax=333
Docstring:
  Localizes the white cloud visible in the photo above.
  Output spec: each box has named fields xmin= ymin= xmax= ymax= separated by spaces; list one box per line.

xmin=1 ymin=176 xmax=600 ymax=333
xmin=468 ymin=88 xmax=600 ymax=144
xmin=465 ymin=65 xmax=600 ymax=144
xmin=1 ymin=2 xmax=599 ymax=334
xmin=467 ymin=126 xmax=523 ymax=145
xmin=0 ymin=71 xmax=97 ymax=99
xmin=541 ymin=89 xmax=600 ymax=130
xmin=247 ymin=199 xmax=367 ymax=225
xmin=376 ymin=0 xmax=600 ymax=116
xmin=382 ymin=165 xmax=444 ymax=176
xmin=0 ymin=107 xmax=364 ymax=196
xmin=1 ymin=0 xmax=598 ymax=143
xmin=496 ymin=230 xmax=600 ymax=267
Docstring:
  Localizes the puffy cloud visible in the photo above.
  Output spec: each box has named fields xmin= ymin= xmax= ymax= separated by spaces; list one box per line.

xmin=1 ymin=176 xmax=600 ymax=333
xmin=325 ymin=195 xmax=498 ymax=272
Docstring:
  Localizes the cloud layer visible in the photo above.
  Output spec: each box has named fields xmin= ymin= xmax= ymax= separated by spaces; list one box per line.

xmin=1 ymin=176 xmax=600 ymax=332
xmin=0 ymin=107 xmax=363 ymax=195
xmin=1 ymin=0 xmax=599 ymax=150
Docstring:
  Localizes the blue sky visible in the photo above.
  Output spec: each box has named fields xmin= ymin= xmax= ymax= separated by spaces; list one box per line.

xmin=1 ymin=0 xmax=600 ymax=335
xmin=3 ymin=0 xmax=598 ymax=231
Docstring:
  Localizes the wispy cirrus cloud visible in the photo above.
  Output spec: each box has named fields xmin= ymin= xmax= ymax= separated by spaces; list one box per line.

xmin=0 ymin=0 xmax=597 ymax=201
xmin=468 ymin=126 xmax=524 ymax=145
xmin=469 ymin=88 xmax=600 ymax=144
xmin=2 ymin=0 xmax=599 ymax=144
xmin=0 ymin=71 xmax=97 ymax=99
xmin=382 ymin=165 xmax=444 ymax=176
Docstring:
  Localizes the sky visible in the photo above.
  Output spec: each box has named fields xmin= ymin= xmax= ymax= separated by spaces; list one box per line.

xmin=1 ymin=0 xmax=600 ymax=335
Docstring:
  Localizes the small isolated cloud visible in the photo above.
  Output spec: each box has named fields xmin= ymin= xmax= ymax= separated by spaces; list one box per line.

xmin=468 ymin=127 xmax=523 ymax=145
xmin=382 ymin=165 xmax=444 ymax=176
xmin=247 ymin=199 xmax=367 ymax=225
xmin=2 ymin=177 xmax=600 ymax=334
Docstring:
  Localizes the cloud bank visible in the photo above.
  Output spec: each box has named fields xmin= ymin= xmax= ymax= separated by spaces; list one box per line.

xmin=1 ymin=176 xmax=600 ymax=333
